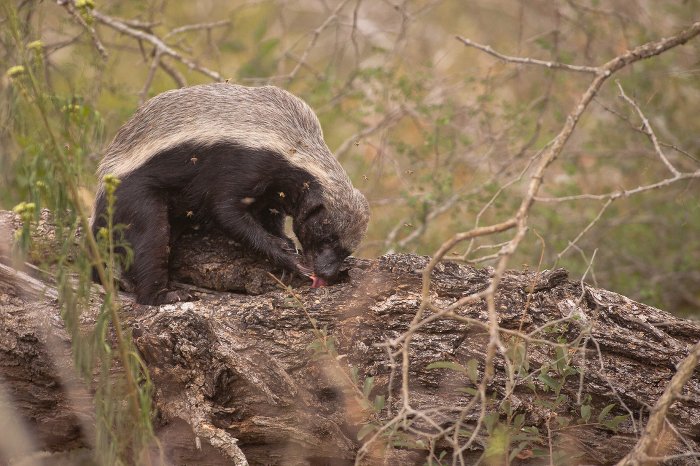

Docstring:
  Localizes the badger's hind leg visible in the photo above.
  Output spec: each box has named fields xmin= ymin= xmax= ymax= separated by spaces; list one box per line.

xmin=121 ymin=190 xmax=192 ymax=305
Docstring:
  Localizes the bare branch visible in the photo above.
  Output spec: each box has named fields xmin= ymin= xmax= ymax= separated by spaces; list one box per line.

xmin=456 ymin=36 xmax=600 ymax=74
xmin=400 ymin=20 xmax=700 ymax=460
xmin=91 ymin=9 xmax=223 ymax=82
xmin=535 ymin=169 xmax=700 ymax=202
xmin=159 ymin=59 xmax=187 ymax=87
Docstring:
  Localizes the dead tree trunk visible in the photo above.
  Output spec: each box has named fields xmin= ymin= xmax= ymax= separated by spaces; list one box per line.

xmin=0 ymin=211 xmax=699 ymax=465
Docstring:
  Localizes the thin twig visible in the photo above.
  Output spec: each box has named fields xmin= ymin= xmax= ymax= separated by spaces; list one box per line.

xmin=555 ymin=198 xmax=614 ymax=263
xmin=164 ymin=20 xmax=230 ymax=39
xmin=59 ymin=1 xmax=108 ymax=60
xmin=615 ymin=81 xmax=680 ymax=177
xmin=594 ymin=98 xmax=700 ymax=164
xmin=399 ymin=20 xmax=700 ymax=462
xmin=456 ymin=36 xmax=600 ymax=74
xmin=336 ymin=107 xmax=407 ymax=160
xmin=285 ymin=0 xmax=352 ymax=82
xmin=138 ymin=49 xmax=163 ymax=105
xmin=535 ymin=169 xmax=700 ymax=202
xmin=159 ymin=59 xmax=187 ymax=87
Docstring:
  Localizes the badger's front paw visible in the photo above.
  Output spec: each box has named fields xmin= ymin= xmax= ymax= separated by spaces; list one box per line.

xmin=271 ymin=244 xmax=311 ymax=278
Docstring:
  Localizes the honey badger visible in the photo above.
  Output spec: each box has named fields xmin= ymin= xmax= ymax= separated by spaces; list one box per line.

xmin=91 ymin=83 xmax=370 ymax=305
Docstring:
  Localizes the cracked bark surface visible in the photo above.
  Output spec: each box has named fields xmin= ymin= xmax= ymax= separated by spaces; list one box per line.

xmin=1 ymin=211 xmax=699 ymax=465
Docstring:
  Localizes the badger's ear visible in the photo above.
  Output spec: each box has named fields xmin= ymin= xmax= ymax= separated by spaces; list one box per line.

xmin=299 ymin=202 xmax=324 ymax=225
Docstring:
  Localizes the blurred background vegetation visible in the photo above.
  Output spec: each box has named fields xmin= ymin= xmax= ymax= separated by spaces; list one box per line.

xmin=1 ymin=0 xmax=699 ymax=317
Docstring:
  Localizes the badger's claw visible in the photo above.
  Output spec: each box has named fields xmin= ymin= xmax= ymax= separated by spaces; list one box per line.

xmin=283 ymin=237 xmax=299 ymax=254
xmin=296 ymin=262 xmax=313 ymax=276
xmin=152 ymin=288 xmax=197 ymax=305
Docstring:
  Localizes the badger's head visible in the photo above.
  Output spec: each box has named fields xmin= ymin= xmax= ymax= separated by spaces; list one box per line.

xmin=293 ymin=187 xmax=370 ymax=286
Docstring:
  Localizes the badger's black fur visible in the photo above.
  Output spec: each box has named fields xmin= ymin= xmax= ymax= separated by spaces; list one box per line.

xmin=91 ymin=84 xmax=370 ymax=305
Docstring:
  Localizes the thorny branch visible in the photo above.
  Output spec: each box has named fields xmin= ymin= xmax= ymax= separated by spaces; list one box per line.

xmin=386 ymin=76 xmax=558 ymax=255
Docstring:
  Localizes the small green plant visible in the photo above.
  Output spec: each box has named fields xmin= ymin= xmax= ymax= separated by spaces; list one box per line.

xmin=3 ymin=4 xmax=156 ymax=464
xmin=11 ymin=200 xmax=35 ymax=250
xmin=415 ymin=331 xmax=630 ymax=466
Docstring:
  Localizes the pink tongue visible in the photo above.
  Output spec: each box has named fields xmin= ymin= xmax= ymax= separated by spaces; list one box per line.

xmin=311 ymin=275 xmax=327 ymax=288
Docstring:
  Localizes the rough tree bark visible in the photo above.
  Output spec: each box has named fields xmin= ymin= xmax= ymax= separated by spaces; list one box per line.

xmin=0 ymin=211 xmax=698 ymax=465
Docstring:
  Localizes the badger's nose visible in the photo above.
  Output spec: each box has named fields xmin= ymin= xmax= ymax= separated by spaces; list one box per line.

xmin=314 ymin=247 xmax=341 ymax=280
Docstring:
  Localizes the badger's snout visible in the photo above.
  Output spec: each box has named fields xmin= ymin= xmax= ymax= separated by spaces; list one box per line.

xmin=313 ymin=247 xmax=342 ymax=280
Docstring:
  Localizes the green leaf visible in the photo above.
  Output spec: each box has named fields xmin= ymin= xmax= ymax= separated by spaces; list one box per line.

xmin=581 ymin=404 xmax=591 ymax=423
xmin=603 ymin=415 xmax=628 ymax=431
xmin=509 ymin=442 xmax=532 ymax=462
xmin=349 ymin=366 xmax=359 ymax=384
xmin=466 ymin=358 xmax=479 ymax=383
xmin=253 ymin=19 xmax=268 ymax=41
xmin=597 ymin=403 xmax=616 ymax=422
xmin=484 ymin=412 xmax=499 ymax=433
xmin=500 ymin=400 xmax=512 ymax=416
xmin=427 ymin=360 xmax=466 ymax=373
xmin=510 ymin=342 xmax=528 ymax=374
xmin=306 ymin=340 xmax=320 ymax=352
xmin=373 ymin=395 xmax=385 ymax=412
xmin=514 ymin=413 xmax=525 ymax=429
xmin=362 ymin=376 xmax=375 ymax=397
xmin=538 ymin=373 xmax=558 ymax=392
xmin=555 ymin=346 xmax=569 ymax=373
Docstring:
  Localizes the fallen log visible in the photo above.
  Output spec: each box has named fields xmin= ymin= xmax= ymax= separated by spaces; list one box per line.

xmin=0 ymin=211 xmax=699 ymax=465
